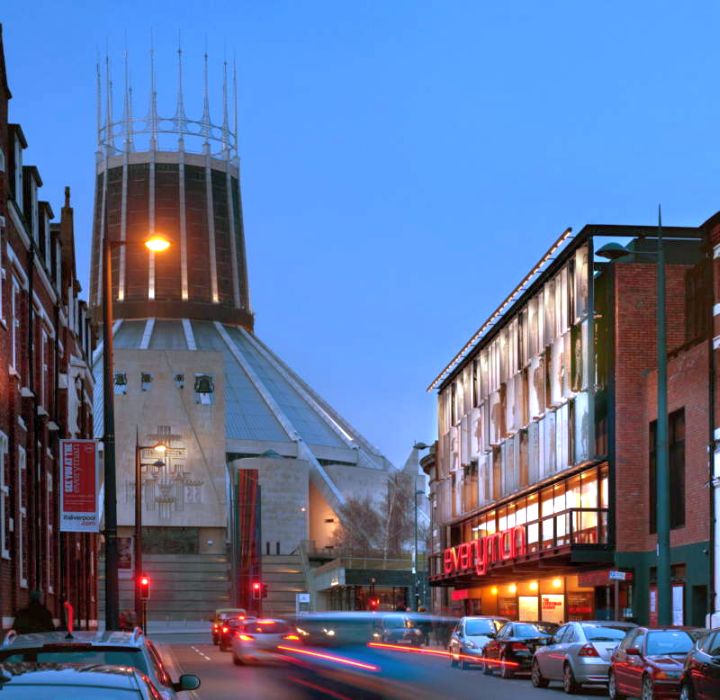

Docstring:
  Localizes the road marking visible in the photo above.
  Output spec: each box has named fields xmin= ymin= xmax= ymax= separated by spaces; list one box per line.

xmin=190 ymin=645 xmax=212 ymax=661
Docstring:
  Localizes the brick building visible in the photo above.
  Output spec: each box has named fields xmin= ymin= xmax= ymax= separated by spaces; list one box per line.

xmin=426 ymin=219 xmax=714 ymax=627
xmin=0 ymin=25 xmax=96 ymax=629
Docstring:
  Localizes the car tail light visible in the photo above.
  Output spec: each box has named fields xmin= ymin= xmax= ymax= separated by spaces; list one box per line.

xmin=212 ymin=624 xmax=218 ymax=630
xmin=283 ymin=634 xmax=300 ymax=641
xmin=578 ymin=644 xmax=600 ymax=657
xmin=237 ymin=633 xmax=254 ymax=641
xmin=511 ymin=642 xmax=528 ymax=651
xmin=222 ymin=626 xmax=229 ymax=633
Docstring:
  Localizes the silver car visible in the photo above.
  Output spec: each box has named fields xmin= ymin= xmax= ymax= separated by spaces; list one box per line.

xmin=531 ymin=620 xmax=636 ymax=693
xmin=231 ymin=618 xmax=296 ymax=665
xmin=448 ymin=616 xmax=508 ymax=670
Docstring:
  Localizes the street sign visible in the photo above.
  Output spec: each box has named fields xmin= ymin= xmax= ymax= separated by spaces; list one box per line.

xmin=60 ymin=439 xmax=100 ymax=532
xmin=609 ymin=570 xmax=631 ymax=581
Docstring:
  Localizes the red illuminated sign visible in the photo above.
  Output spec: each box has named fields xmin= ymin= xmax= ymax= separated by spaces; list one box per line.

xmin=443 ymin=526 xmax=526 ymax=577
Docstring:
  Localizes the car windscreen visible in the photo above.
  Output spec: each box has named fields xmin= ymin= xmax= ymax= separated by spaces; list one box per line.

xmin=244 ymin=621 xmax=290 ymax=635
xmin=0 ymin=648 xmax=149 ymax=674
xmin=514 ymin=624 xmax=552 ymax=638
xmin=465 ymin=619 xmax=496 ymax=636
xmin=383 ymin=616 xmax=408 ymax=629
xmin=646 ymin=631 xmax=694 ymax=656
xmin=582 ymin=625 xmax=630 ymax=641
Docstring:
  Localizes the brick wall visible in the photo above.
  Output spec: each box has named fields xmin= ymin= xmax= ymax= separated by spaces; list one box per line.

xmin=613 ymin=262 xmax=710 ymax=553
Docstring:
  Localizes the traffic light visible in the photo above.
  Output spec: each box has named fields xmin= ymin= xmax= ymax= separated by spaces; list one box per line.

xmin=261 ymin=583 xmax=268 ymax=599
xmin=252 ymin=581 xmax=262 ymax=600
xmin=139 ymin=574 xmax=151 ymax=600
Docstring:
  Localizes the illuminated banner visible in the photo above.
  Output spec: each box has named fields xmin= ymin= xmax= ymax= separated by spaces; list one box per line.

xmin=443 ymin=526 xmax=526 ymax=577
xmin=60 ymin=439 xmax=100 ymax=533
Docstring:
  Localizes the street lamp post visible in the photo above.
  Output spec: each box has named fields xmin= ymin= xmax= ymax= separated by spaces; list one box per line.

xmin=596 ymin=207 xmax=671 ymax=625
xmin=101 ymin=233 xmax=171 ymax=631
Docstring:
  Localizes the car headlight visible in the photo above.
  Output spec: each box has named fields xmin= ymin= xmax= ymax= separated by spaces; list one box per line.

xmin=655 ymin=670 xmax=681 ymax=680
xmin=464 ymin=641 xmax=477 ymax=649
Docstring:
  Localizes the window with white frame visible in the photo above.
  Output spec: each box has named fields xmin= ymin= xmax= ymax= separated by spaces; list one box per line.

xmin=10 ymin=277 xmax=19 ymax=373
xmin=40 ymin=329 xmax=48 ymax=408
xmin=0 ymin=432 xmax=9 ymax=559
xmin=18 ymin=446 xmax=27 ymax=587
xmin=46 ymin=469 xmax=54 ymax=594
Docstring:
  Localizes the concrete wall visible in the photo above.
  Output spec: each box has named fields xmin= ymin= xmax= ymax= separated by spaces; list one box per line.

xmin=231 ymin=457 xmax=310 ymax=554
xmin=113 ymin=348 xmax=228 ymax=529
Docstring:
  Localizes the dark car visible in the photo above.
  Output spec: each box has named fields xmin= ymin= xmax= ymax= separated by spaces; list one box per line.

xmin=211 ymin=608 xmax=247 ymax=646
xmin=609 ymin=626 xmax=697 ymax=700
xmin=680 ymin=627 xmax=720 ymax=700
xmin=371 ymin=615 xmax=423 ymax=646
xmin=481 ymin=620 xmax=558 ymax=679
xmin=219 ymin=616 xmax=254 ymax=651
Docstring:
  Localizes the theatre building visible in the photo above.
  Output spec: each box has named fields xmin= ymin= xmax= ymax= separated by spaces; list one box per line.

xmin=427 ymin=220 xmax=713 ymax=626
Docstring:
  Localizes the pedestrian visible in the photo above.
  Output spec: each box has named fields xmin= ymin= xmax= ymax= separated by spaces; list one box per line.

xmin=12 ymin=590 xmax=56 ymax=634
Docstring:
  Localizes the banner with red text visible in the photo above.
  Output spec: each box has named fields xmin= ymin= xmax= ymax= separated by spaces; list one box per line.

xmin=60 ymin=439 xmax=100 ymax=533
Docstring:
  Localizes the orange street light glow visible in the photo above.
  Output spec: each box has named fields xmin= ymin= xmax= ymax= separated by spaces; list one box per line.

xmin=144 ymin=235 xmax=171 ymax=252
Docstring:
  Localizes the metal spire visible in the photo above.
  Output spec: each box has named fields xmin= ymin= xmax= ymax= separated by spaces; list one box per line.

xmin=232 ymin=57 xmax=238 ymax=158
xmin=201 ymin=44 xmax=211 ymax=153
xmin=122 ymin=46 xmax=134 ymax=152
xmin=222 ymin=58 xmax=230 ymax=158
xmin=96 ymin=56 xmax=103 ymax=149
xmin=105 ymin=52 xmax=115 ymax=154
xmin=148 ymin=31 xmax=158 ymax=150
xmin=175 ymin=30 xmax=187 ymax=148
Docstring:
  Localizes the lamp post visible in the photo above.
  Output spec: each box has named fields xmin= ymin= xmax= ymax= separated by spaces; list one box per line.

xmin=101 ymin=233 xmax=170 ymax=630
xmin=596 ymin=207 xmax=670 ymax=625
xmin=413 ymin=442 xmax=432 ymax=611
xmin=134 ymin=428 xmax=166 ymax=628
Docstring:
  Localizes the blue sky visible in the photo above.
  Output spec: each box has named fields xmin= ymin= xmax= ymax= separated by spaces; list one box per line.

xmin=3 ymin=1 xmax=720 ymax=468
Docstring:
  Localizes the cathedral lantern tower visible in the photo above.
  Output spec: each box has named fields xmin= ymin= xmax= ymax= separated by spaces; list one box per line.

xmin=89 ymin=48 xmax=252 ymax=329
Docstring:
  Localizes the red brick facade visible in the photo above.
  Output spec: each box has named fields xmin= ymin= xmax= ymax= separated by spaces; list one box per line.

xmin=0 ymin=24 xmax=97 ymax=629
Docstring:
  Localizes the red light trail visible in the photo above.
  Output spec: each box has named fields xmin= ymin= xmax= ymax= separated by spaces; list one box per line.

xmin=277 ymin=645 xmax=380 ymax=672
xmin=367 ymin=642 xmax=519 ymax=667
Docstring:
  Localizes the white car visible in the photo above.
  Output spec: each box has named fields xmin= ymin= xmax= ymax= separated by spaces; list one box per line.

xmin=231 ymin=618 xmax=297 ymax=665
xmin=449 ymin=616 xmax=508 ymax=669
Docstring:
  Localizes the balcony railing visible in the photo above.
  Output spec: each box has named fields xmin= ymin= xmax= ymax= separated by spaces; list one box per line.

xmin=429 ymin=507 xmax=609 ymax=579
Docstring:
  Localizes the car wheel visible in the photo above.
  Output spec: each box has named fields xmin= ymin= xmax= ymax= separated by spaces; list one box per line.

xmin=679 ymin=681 xmax=694 ymax=700
xmin=461 ymin=656 xmax=470 ymax=670
xmin=641 ymin=675 xmax=654 ymax=700
xmin=482 ymin=652 xmax=493 ymax=675
xmin=500 ymin=656 xmax=514 ymax=680
xmin=608 ymin=671 xmax=626 ymax=700
xmin=450 ymin=648 xmax=458 ymax=668
xmin=232 ymin=653 xmax=242 ymax=666
xmin=563 ymin=663 xmax=580 ymax=695
xmin=531 ymin=659 xmax=549 ymax=688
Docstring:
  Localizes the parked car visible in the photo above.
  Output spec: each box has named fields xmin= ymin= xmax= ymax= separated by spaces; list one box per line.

xmin=609 ymin=626 xmax=697 ymax=700
xmin=481 ymin=620 xmax=558 ymax=679
xmin=0 ymin=629 xmax=200 ymax=700
xmin=448 ymin=616 xmax=508 ymax=669
xmin=0 ymin=663 xmax=164 ymax=699
xmin=211 ymin=608 xmax=247 ymax=645
xmin=680 ymin=627 xmax=720 ymax=700
xmin=532 ymin=620 xmax=636 ymax=693
xmin=231 ymin=618 xmax=297 ymax=665
xmin=371 ymin=615 xmax=423 ymax=647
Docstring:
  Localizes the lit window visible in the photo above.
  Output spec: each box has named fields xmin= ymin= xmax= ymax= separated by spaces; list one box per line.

xmin=141 ymin=372 xmax=153 ymax=392
xmin=114 ymin=372 xmax=127 ymax=395
xmin=194 ymin=374 xmax=214 ymax=405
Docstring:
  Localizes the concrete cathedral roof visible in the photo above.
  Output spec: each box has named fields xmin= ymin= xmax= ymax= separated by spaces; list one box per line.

xmin=92 ymin=319 xmax=393 ymax=476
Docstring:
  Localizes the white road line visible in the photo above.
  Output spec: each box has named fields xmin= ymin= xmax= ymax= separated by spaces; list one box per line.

xmin=190 ymin=645 xmax=212 ymax=661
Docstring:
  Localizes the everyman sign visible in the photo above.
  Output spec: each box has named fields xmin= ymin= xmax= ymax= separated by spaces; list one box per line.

xmin=443 ymin=526 xmax=527 ymax=577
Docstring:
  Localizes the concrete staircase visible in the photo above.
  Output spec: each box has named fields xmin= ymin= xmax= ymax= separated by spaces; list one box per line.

xmin=260 ymin=554 xmax=307 ymax=617
xmin=99 ymin=553 xmax=231 ymax=624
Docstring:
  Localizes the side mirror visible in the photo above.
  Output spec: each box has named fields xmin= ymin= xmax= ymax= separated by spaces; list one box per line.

xmin=626 ymin=647 xmax=641 ymax=656
xmin=173 ymin=674 xmax=201 ymax=692
xmin=486 ymin=632 xmax=496 ymax=639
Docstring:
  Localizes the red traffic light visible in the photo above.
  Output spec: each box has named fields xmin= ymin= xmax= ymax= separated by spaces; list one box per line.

xmin=252 ymin=581 xmax=262 ymax=600
xmin=139 ymin=574 xmax=151 ymax=600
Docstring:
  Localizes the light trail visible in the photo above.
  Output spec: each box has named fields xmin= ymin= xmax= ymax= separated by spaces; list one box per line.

xmin=277 ymin=645 xmax=380 ymax=672
xmin=367 ymin=642 xmax=520 ymax=667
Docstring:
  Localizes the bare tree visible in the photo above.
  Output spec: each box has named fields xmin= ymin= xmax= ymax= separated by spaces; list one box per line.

xmin=333 ymin=496 xmax=383 ymax=555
